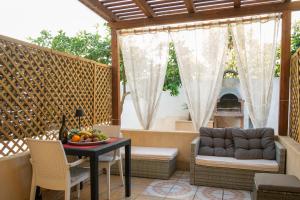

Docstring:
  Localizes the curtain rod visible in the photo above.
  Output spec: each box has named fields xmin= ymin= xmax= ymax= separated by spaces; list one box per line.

xmin=119 ymin=13 xmax=281 ymax=36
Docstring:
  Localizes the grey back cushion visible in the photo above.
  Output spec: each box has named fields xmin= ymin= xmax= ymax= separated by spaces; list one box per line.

xmin=232 ymin=128 xmax=275 ymax=160
xmin=198 ymin=127 xmax=234 ymax=157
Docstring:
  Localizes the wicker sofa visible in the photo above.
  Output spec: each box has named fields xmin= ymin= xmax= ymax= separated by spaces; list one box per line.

xmin=190 ymin=127 xmax=286 ymax=191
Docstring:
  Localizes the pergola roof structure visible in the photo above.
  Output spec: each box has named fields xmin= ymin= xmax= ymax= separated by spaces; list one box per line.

xmin=80 ymin=0 xmax=300 ymax=136
xmin=80 ymin=0 xmax=300 ymax=29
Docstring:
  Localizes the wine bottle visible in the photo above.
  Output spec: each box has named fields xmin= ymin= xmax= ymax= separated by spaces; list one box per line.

xmin=59 ymin=115 xmax=68 ymax=144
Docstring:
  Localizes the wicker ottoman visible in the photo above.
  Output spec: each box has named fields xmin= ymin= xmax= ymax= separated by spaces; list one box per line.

xmin=111 ymin=146 xmax=178 ymax=179
xmin=253 ymin=173 xmax=300 ymax=200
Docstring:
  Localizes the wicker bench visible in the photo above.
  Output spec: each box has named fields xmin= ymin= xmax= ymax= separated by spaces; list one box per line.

xmin=112 ymin=146 xmax=178 ymax=179
xmin=190 ymin=128 xmax=286 ymax=191
xmin=253 ymin=173 xmax=300 ymax=200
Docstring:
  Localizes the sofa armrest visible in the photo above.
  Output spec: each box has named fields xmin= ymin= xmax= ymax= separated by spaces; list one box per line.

xmin=275 ymin=141 xmax=286 ymax=174
xmin=191 ymin=137 xmax=200 ymax=159
xmin=190 ymin=137 xmax=200 ymax=185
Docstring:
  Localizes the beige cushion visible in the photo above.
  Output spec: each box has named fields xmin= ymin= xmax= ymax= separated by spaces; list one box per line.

xmin=195 ymin=155 xmax=279 ymax=172
xmin=122 ymin=146 xmax=178 ymax=161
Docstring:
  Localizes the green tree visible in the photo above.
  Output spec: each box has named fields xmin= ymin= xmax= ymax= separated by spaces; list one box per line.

xmin=224 ymin=28 xmax=238 ymax=79
xmin=275 ymin=20 xmax=300 ymax=77
xmin=163 ymin=43 xmax=181 ymax=96
xmin=29 ymin=27 xmax=111 ymax=65
xmin=291 ymin=20 xmax=300 ymax=55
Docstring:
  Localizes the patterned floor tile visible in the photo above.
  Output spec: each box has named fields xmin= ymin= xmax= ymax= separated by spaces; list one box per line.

xmin=132 ymin=177 xmax=159 ymax=187
xmin=165 ymin=181 xmax=197 ymax=200
xmin=149 ymin=180 xmax=177 ymax=189
xmin=193 ymin=186 xmax=223 ymax=200
xmin=223 ymin=189 xmax=251 ymax=200
xmin=176 ymin=171 xmax=190 ymax=183
xmin=135 ymin=195 xmax=165 ymax=200
xmin=142 ymin=186 xmax=171 ymax=198
xmin=176 ymin=177 xmax=190 ymax=183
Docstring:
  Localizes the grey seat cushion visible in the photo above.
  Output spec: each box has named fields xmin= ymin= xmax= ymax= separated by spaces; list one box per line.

xmin=232 ymin=128 xmax=275 ymax=160
xmin=255 ymin=173 xmax=300 ymax=193
xmin=198 ymin=127 xmax=234 ymax=157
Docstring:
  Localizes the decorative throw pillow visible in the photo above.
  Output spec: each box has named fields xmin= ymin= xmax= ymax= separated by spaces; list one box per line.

xmin=198 ymin=127 xmax=234 ymax=157
xmin=232 ymin=128 xmax=275 ymax=160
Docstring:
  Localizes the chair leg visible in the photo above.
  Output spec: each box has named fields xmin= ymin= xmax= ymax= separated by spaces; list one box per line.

xmin=30 ymin=185 xmax=36 ymax=200
xmin=77 ymin=184 xmax=80 ymax=199
xmin=64 ymin=187 xmax=70 ymax=200
xmin=118 ymin=160 xmax=125 ymax=186
xmin=106 ymin=166 xmax=111 ymax=200
xmin=30 ymin=176 xmax=36 ymax=200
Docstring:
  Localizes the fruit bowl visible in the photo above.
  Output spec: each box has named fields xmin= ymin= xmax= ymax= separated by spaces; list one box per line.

xmin=67 ymin=138 xmax=110 ymax=146
xmin=67 ymin=128 xmax=109 ymax=145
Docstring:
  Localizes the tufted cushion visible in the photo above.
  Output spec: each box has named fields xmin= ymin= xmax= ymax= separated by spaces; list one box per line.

xmin=198 ymin=127 xmax=234 ymax=157
xmin=232 ymin=128 xmax=275 ymax=160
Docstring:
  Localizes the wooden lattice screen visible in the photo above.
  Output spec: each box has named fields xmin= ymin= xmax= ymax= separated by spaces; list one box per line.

xmin=290 ymin=48 xmax=300 ymax=143
xmin=0 ymin=35 xmax=112 ymax=157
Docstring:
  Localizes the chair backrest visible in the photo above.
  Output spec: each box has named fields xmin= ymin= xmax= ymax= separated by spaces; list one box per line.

xmin=26 ymin=138 xmax=69 ymax=189
xmin=93 ymin=124 xmax=121 ymax=138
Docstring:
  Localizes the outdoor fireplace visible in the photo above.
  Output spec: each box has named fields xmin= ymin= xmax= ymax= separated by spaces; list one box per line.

xmin=217 ymin=93 xmax=241 ymax=113
xmin=213 ymin=72 xmax=244 ymax=128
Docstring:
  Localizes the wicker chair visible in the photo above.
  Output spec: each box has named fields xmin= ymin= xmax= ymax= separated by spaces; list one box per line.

xmin=26 ymin=138 xmax=89 ymax=200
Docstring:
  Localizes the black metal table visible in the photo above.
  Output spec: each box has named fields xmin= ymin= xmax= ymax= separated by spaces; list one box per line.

xmin=64 ymin=138 xmax=131 ymax=200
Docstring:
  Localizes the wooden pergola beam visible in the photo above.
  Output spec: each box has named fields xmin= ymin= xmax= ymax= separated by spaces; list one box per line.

xmin=79 ymin=0 xmax=119 ymax=22
xmin=132 ymin=0 xmax=157 ymax=17
xmin=184 ymin=0 xmax=196 ymax=13
xmin=279 ymin=10 xmax=291 ymax=136
xmin=111 ymin=28 xmax=121 ymax=125
xmin=234 ymin=0 xmax=241 ymax=8
xmin=110 ymin=1 xmax=300 ymax=29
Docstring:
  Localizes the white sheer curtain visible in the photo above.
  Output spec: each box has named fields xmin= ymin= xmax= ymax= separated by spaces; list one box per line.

xmin=120 ymin=32 xmax=169 ymax=129
xmin=231 ymin=15 xmax=280 ymax=128
xmin=171 ymin=26 xmax=228 ymax=130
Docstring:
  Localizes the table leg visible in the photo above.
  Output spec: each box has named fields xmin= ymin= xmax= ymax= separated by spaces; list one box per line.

xmin=90 ymin=155 xmax=99 ymax=200
xmin=125 ymin=143 xmax=131 ymax=197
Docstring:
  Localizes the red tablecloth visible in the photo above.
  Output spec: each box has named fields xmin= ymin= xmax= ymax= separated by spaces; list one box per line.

xmin=63 ymin=137 xmax=120 ymax=149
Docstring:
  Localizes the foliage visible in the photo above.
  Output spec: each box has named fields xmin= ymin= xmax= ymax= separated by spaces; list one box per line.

xmin=28 ymin=25 xmax=111 ymax=65
xmin=291 ymin=20 xmax=300 ymax=55
xmin=274 ymin=47 xmax=281 ymax=77
xmin=274 ymin=20 xmax=300 ymax=77
xmin=224 ymin=28 xmax=238 ymax=79
xmin=163 ymin=43 xmax=181 ymax=96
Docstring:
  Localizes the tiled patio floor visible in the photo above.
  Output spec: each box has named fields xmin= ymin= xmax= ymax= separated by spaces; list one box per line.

xmin=43 ymin=171 xmax=251 ymax=200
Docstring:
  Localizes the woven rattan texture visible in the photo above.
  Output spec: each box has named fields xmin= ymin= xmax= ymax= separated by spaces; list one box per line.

xmin=253 ymin=184 xmax=300 ymax=200
xmin=190 ymin=138 xmax=286 ymax=191
xmin=0 ymin=35 xmax=112 ymax=157
xmin=290 ymin=48 xmax=300 ymax=143
xmin=111 ymin=158 xmax=176 ymax=179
